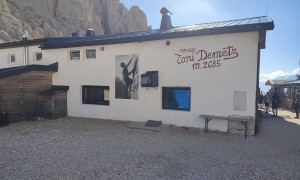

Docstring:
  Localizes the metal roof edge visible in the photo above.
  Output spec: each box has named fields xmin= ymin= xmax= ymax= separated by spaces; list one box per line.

xmin=0 ymin=62 xmax=58 ymax=79
xmin=0 ymin=39 xmax=44 ymax=49
xmin=41 ymin=21 xmax=274 ymax=50
xmin=0 ymin=16 xmax=274 ymax=50
xmin=38 ymin=85 xmax=69 ymax=96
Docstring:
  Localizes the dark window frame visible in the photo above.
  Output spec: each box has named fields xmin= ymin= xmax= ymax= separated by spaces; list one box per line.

xmin=162 ymin=87 xmax=191 ymax=111
xmin=86 ymin=49 xmax=96 ymax=59
xmin=35 ymin=52 xmax=42 ymax=61
xmin=82 ymin=86 xmax=109 ymax=105
xmin=8 ymin=54 xmax=16 ymax=63
xmin=70 ymin=50 xmax=80 ymax=60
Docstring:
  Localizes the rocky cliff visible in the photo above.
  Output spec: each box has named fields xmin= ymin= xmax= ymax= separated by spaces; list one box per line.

xmin=0 ymin=0 xmax=149 ymax=43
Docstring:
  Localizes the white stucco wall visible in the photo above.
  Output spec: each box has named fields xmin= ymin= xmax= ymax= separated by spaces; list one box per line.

xmin=0 ymin=47 xmax=24 ymax=68
xmin=0 ymin=45 xmax=54 ymax=68
xmin=47 ymin=31 xmax=259 ymax=132
xmin=0 ymin=31 xmax=260 ymax=132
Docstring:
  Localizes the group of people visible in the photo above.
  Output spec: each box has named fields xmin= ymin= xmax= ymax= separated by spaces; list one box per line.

xmin=294 ymin=90 xmax=300 ymax=119
xmin=258 ymin=91 xmax=281 ymax=117
xmin=259 ymin=89 xmax=300 ymax=119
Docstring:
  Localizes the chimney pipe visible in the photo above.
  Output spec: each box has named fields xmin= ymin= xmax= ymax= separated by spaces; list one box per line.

xmin=71 ymin=32 xmax=79 ymax=37
xmin=71 ymin=29 xmax=80 ymax=37
xmin=22 ymin=29 xmax=28 ymax=41
xmin=160 ymin=7 xmax=173 ymax=30
xmin=86 ymin=28 xmax=95 ymax=37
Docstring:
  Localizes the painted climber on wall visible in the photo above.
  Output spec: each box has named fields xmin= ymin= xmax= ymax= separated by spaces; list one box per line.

xmin=120 ymin=57 xmax=138 ymax=98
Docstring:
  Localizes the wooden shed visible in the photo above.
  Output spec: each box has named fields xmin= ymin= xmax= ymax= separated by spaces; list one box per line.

xmin=38 ymin=86 xmax=69 ymax=119
xmin=0 ymin=63 xmax=58 ymax=123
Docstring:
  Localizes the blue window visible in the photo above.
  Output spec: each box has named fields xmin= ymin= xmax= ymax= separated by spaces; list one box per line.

xmin=162 ymin=87 xmax=191 ymax=111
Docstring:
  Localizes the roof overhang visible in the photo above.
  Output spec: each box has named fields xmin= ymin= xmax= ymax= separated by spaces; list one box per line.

xmin=41 ymin=16 xmax=274 ymax=50
xmin=265 ymin=79 xmax=274 ymax=86
xmin=266 ymin=79 xmax=298 ymax=87
xmin=0 ymin=39 xmax=43 ymax=49
xmin=259 ymin=30 xmax=267 ymax=49
xmin=0 ymin=16 xmax=274 ymax=50
xmin=0 ymin=62 xmax=58 ymax=79
xmin=38 ymin=85 xmax=69 ymax=96
xmin=284 ymin=80 xmax=300 ymax=87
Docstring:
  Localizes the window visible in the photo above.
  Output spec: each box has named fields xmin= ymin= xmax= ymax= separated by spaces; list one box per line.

xmin=284 ymin=88 xmax=288 ymax=97
xmin=86 ymin=49 xmax=96 ymax=59
xmin=35 ymin=52 xmax=42 ymax=61
xmin=8 ymin=54 xmax=16 ymax=63
xmin=162 ymin=87 xmax=191 ymax=111
xmin=70 ymin=50 xmax=80 ymax=60
xmin=82 ymin=86 xmax=109 ymax=105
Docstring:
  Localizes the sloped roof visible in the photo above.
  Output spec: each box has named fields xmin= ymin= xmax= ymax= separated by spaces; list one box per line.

xmin=0 ymin=39 xmax=43 ymax=49
xmin=284 ymin=80 xmax=300 ymax=87
xmin=0 ymin=63 xmax=58 ymax=79
xmin=38 ymin=86 xmax=69 ymax=96
xmin=40 ymin=16 xmax=274 ymax=50
xmin=265 ymin=79 xmax=295 ymax=86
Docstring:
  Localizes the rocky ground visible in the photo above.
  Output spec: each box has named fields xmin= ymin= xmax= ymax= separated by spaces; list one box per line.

xmin=0 ymin=109 xmax=299 ymax=179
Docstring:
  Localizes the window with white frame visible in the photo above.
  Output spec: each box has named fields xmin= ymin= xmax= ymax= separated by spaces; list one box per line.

xmin=34 ymin=52 xmax=42 ymax=61
xmin=70 ymin=50 xmax=80 ymax=60
xmin=86 ymin=49 xmax=96 ymax=59
xmin=8 ymin=54 xmax=16 ymax=63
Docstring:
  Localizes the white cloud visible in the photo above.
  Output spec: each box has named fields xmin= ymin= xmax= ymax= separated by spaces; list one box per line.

xmin=259 ymin=68 xmax=300 ymax=82
xmin=291 ymin=68 xmax=300 ymax=75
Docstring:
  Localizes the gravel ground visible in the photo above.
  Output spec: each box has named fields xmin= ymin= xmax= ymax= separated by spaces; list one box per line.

xmin=0 ymin=113 xmax=300 ymax=180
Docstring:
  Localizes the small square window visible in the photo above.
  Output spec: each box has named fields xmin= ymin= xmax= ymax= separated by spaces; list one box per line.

xmin=82 ymin=86 xmax=109 ymax=105
xmin=162 ymin=87 xmax=191 ymax=111
xmin=86 ymin=49 xmax=96 ymax=59
xmin=35 ymin=52 xmax=42 ymax=61
xmin=8 ymin=54 xmax=16 ymax=63
xmin=70 ymin=50 xmax=80 ymax=60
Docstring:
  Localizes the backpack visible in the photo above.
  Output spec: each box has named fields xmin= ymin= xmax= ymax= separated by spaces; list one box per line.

xmin=272 ymin=94 xmax=280 ymax=105
xmin=277 ymin=97 xmax=281 ymax=104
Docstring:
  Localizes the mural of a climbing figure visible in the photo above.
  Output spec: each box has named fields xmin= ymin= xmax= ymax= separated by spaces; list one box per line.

xmin=115 ymin=54 xmax=139 ymax=99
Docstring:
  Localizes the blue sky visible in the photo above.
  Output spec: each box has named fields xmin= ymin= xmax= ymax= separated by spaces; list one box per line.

xmin=121 ymin=0 xmax=300 ymax=84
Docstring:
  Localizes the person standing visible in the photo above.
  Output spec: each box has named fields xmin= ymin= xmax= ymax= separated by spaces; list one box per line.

xmin=294 ymin=90 xmax=300 ymax=119
xmin=258 ymin=91 xmax=264 ymax=109
xmin=264 ymin=92 xmax=271 ymax=113
xmin=271 ymin=91 xmax=280 ymax=117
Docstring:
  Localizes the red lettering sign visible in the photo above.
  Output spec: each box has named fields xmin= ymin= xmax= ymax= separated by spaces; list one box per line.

xmin=175 ymin=46 xmax=239 ymax=70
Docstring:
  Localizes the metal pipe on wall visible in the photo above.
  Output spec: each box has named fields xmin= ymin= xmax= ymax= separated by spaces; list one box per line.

xmin=23 ymin=46 xmax=29 ymax=66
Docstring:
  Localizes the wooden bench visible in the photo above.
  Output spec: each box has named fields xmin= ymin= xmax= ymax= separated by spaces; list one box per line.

xmin=199 ymin=114 xmax=255 ymax=139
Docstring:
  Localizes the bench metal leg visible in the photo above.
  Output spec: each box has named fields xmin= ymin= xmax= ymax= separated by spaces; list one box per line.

xmin=204 ymin=118 xmax=208 ymax=133
xmin=241 ymin=121 xmax=248 ymax=140
xmin=204 ymin=118 xmax=211 ymax=134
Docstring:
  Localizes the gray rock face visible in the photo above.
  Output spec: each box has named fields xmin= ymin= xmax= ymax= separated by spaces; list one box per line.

xmin=0 ymin=0 xmax=149 ymax=42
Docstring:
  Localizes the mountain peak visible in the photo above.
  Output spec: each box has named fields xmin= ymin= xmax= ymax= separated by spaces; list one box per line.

xmin=274 ymin=74 xmax=297 ymax=81
xmin=0 ymin=0 xmax=149 ymax=42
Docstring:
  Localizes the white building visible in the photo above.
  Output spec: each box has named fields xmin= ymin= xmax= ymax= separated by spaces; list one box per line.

xmin=0 ymin=10 xmax=274 ymax=135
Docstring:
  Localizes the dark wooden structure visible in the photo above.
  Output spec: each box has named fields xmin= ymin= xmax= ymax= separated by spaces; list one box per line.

xmin=265 ymin=79 xmax=296 ymax=109
xmin=0 ymin=63 xmax=59 ymax=123
xmin=38 ymin=86 xmax=69 ymax=119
